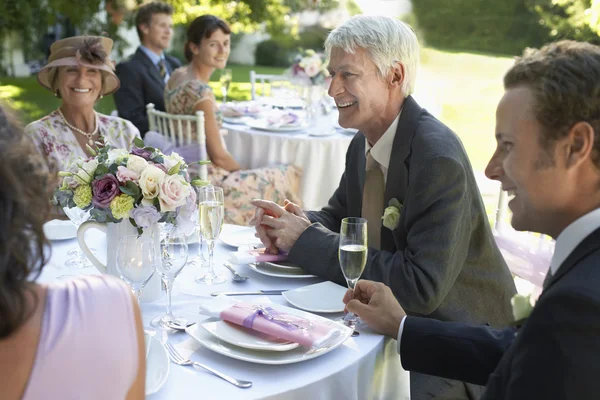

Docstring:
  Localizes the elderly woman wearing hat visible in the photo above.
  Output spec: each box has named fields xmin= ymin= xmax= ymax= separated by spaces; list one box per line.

xmin=25 ymin=36 xmax=140 ymax=174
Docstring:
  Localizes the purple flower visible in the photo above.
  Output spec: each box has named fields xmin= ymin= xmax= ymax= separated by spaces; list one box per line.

xmin=153 ymin=163 xmax=168 ymax=173
xmin=130 ymin=206 xmax=162 ymax=229
xmin=92 ymin=174 xmax=120 ymax=208
xmin=131 ymin=147 xmax=153 ymax=160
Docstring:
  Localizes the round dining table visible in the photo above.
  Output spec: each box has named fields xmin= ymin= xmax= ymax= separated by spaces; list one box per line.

xmin=38 ymin=225 xmax=410 ymax=400
xmin=223 ymin=111 xmax=355 ymax=211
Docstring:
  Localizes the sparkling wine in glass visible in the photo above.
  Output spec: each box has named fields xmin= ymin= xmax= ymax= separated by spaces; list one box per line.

xmin=151 ymin=234 xmax=189 ymax=330
xmin=196 ymin=185 xmax=226 ymax=285
xmin=339 ymin=217 xmax=368 ymax=329
xmin=220 ymin=68 xmax=232 ymax=103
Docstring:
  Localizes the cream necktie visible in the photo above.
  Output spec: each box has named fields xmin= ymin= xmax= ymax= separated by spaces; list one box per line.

xmin=361 ymin=151 xmax=385 ymax=250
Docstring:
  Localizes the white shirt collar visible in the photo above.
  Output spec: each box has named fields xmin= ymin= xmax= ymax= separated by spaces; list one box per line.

xmin=364 ymin=111 xmax=402 ymax=171
xmin=550 ymin=207 xmax=600 ymax=274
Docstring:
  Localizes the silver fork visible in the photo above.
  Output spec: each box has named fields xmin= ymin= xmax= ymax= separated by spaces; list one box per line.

xmin=164 ymin=342 xmax=252 ymax=388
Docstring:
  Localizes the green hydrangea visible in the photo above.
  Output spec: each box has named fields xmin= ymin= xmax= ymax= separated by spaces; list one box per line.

xmin=110 ymin=194 xmax=135 ymax=220
xmin=73 ymin=185 xmax=92 ymax=208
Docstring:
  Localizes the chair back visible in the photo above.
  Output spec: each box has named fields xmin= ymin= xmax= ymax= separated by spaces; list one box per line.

xmin=250 ymin=70 xmax=293 ymax=100
xmin=146 ymin=103 xmax=208 ymax=181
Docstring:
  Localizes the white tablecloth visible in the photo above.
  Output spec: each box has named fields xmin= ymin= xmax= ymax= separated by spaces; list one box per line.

xmin=223 ymin=113 xmax=353 ymax=210
xmin=38 ymin=227 xmax=409 ymax=400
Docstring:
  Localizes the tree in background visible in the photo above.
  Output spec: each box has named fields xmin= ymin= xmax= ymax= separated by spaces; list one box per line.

xmin=528 ymin=0 xmax=600 ymax=44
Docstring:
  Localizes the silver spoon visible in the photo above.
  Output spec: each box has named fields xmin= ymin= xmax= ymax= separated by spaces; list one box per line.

xmin=223 ymin=262 xmax=249 ymax=282
xmin=165 ymin=320 xmax=195 ymax=331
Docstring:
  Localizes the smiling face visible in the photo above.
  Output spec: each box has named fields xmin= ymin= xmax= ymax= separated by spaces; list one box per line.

xmin=55 ymin=65 xmax=103 ymax=109
xmin=327 ymin=47 xmax=403 ymax=139
xmin=190 ymin=29 xmax=230 ymax=70
xmin=485 ymin=86 xmax=572 ymax=236
xmin=141 ymin=13 xmax=173 ymax=52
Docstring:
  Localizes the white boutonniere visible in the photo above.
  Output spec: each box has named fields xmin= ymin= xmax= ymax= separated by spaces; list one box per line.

xmin=382 ymin=198 xmax=402 ymax=230
xmin=511 ymin=293 xmax=534 ymax=327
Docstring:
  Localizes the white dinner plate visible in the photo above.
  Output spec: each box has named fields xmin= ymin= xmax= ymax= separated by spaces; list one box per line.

xmin=245 ymin=119 xmax=308 ymax=132
xmin=264 ymin=261 xmax=304 ymax=272
xmin=199 ymin=319 xmax=300 ymax=352
xmin=283 ymin=281 xmax=348 ymax=313
xmin=43 ymin=220 xmax=77 ymax=241
xmin=223 ymin=116 xmax=251 ymax=124
xmin=186 ymin=305 xmax=353 ymax=365
xmin=220 ymin=226 xmax=262 ymax=248
xmin=248 ymin=262 xmax=317 ymax=279
xmin=145 ymin=333 xmax=170 ymax=396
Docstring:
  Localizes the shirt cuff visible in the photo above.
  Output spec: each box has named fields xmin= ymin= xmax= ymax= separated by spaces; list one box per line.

xmin=396 ymin=315 xmax=407 ymax=354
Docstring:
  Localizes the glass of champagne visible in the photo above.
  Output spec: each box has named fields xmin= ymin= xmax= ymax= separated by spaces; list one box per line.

xmin=339 ymin=217 xmax=368 ymax=329
xmin=220 ymin=68 xmax=232 ymax=103
xmin=151 ymin=234 xmax=189 ymax=330
xmin=196 ymin=185 xmax=226 ymax=284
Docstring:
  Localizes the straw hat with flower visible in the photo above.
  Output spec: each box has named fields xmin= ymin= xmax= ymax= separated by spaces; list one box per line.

xmin=37 ymin=36 xmax=120 ymax=96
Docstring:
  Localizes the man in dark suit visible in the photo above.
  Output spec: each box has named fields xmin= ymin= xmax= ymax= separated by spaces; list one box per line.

xmin=114 ymin=2 xmax=181 ymax=136
xmin=343 ymin=40 xmax=600 ymax=399
xmin=251 ymin=15 xmax=516 ymax=399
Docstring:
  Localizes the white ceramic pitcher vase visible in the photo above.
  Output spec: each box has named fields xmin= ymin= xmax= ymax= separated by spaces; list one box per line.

xmin=77 ymin=219 xmax=163 ymax=302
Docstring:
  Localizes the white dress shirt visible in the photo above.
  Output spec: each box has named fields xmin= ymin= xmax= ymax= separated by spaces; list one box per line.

xmin=364 ymin=112 xmax=401 ymax=183
xmin=396 ymin=207 xmax=600 ymax=357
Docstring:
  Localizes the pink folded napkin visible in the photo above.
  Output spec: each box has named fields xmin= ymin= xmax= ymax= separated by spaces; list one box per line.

xmin=266 ymin=112 xmax=299 ymax=127
xmin=228 ymin=248 xmax=288 ymax=264
xmin=199 ymin=297 xmax=341 ymax=349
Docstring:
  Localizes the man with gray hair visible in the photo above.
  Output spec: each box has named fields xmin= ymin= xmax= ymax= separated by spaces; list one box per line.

xmin=251 ymin=15 xmax=516 ymax=399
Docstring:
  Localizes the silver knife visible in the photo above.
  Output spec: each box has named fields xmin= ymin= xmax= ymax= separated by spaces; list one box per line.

xmin=211 ymin=290 xmax=288 ymax=296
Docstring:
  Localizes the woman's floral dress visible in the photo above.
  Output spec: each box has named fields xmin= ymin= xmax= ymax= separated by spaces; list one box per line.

xmin=165 ymin=79 xmax=302 ymax=225
xmin=25 ymin=110 xmax=140 ymax=174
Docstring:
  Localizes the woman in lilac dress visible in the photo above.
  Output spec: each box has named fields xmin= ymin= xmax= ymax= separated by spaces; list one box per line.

xmin=0 ymin=105 xmax=145 ymax=399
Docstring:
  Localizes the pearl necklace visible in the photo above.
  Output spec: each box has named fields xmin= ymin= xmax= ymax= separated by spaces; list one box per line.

xmin=57 ymin=108 xmax=99 ymax=147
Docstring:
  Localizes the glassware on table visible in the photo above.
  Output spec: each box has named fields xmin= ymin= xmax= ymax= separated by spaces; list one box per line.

xmin=151 ymin=234 xmax=189 ymax=330
xmin=63 ymin=206 xmax=94 ymax=268
xmin=220 ymin=68 xmax=232 ymax=103
xmin=338 ymin=217 xmax=368 ymax=329
xmin=195 ymin=185 xmax=226 ymax=285
xmin=187 ymin=203 xmax=208 ymax=269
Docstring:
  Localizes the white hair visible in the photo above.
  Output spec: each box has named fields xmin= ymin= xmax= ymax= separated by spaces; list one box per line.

xmin=325 ymin=15 xmax=420 ymax=96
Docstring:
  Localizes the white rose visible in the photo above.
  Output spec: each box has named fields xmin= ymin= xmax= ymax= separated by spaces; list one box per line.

xmin=127 ymin=155 xmax=149 ymax=175
xmin=158 ymin=174 xmax=191 ymax=212
xmin=164 ymin=152 xmax=185 ymax=171
xmin=139 ymin=165 xmax=165 ymax=199
xmin=511 ymin=294 xmax=533 ymax=322
xmin=107 ymin=149 xmax=130 ymax=164
xmin=382 ymin=205 xmax=401 ymax=230
xmin=75 ymin=159 xmax=98 ymax=184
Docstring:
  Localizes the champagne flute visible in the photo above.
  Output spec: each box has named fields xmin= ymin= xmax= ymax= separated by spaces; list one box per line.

xmin=151 ymin=234 xmax=189 ymax=330
xmin=339 ymin=217 xmax=368 ymax=329
xmin=196 ymin=185 xmax=226 ymax=285
xmin=220 ymin=68 xmax=232 ymax=103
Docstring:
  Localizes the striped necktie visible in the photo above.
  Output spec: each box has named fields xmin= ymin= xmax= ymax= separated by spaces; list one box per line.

xmin=158 ymin=59 xmax=167 ymax=81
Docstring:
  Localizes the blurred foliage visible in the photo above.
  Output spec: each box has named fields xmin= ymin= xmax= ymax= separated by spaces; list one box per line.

xmin=412 ymin=0 xmax=551 ymax=56
xmin=255 ymin=24 xmax=330 ymax=66
xmin=527 ymin=0 xmax=600 ymax=44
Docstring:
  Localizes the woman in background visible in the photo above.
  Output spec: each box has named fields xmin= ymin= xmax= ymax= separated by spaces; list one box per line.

xmin=25 ymin=35 xmax=139 ymax=175
xmin=165 ymin=15 xmax=302 ymax=225
xmin=0 ymin=104 xmax=145 ymax=400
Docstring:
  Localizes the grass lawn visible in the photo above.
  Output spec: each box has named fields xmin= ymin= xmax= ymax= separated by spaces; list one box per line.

xmin=0 ymin=48 xmax=512 ymax=183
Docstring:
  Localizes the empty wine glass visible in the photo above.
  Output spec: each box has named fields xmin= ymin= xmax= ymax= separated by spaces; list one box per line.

xmin=116 ymin=235 xmax=156 ymax=302
xmin=339 ymin=217 xmax=368 ymax=329
xmin=63 ymin=206 xmax=93 ymax=268
xmin=151 ymin=234 xmax=188 ymax=330
xmin=220 ymin=68 xmax=232 ymax=103
xmin=195 ymin=185 xmax=226 ymax=285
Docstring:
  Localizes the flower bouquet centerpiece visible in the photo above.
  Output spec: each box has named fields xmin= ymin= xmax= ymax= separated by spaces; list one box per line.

xmin=288 ymin=49 xmax=330 ymax=119
xmin=54 ymin=137 xmax=209 ymax=235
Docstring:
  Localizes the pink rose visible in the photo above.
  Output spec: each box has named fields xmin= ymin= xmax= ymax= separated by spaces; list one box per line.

xmin=158 ymin=174 xmax=191 ymax=212
xmin=116 ymin=166 xmax=139 ymax=183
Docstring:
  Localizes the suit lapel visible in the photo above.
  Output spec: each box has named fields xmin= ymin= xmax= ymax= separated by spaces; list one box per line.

xmin=135 ymin=48 xmax=165 ymax=89
xmin=542 ymin=227 xmax=600 ymax=292
xmin=380 ymin=95 xmax=422 ymax=250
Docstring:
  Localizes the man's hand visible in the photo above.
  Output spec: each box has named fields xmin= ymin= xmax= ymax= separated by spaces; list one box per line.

xmin=250 ymin=199 xmax=311 ymax=253
xmin=343 ymin=280 xmax=406 ymax=339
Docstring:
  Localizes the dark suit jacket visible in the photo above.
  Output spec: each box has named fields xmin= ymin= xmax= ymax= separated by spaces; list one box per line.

xmin=401 ymin=226 xmax=600 ymax=399
xmin=114 ymin=47 xmax=181 ymax=135
xmin=289 ymin=96 xmax=516 ymax=327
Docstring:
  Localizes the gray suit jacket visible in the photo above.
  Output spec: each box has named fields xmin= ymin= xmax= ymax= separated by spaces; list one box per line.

xmin=289 ymin=96 xmax=516 ymax=327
